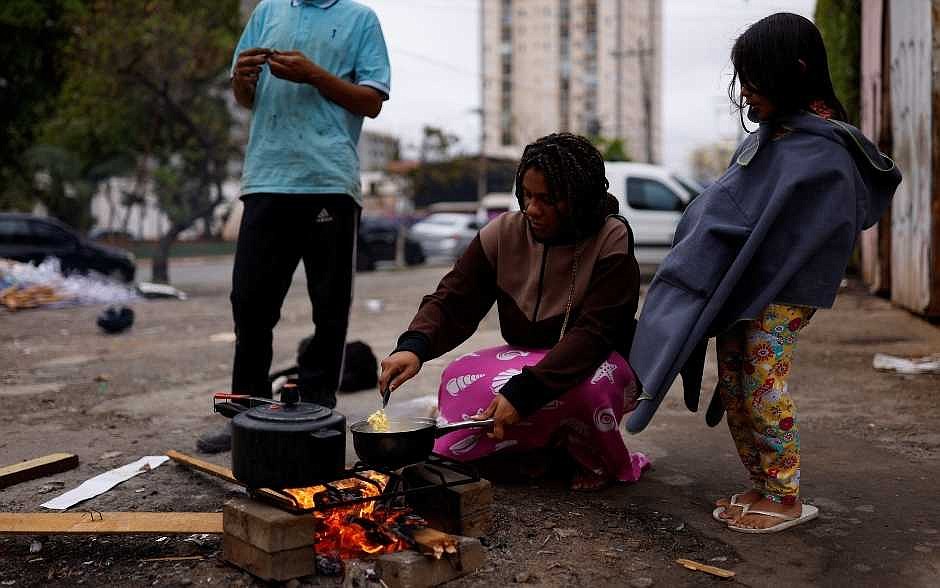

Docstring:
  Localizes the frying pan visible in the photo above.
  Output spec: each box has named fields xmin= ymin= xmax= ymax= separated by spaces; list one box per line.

xmin=350 ymin=416 xmax=494 ymax=468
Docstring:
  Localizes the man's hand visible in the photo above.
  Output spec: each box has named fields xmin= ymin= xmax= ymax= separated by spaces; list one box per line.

xmin=473 ymin=394 xmax=520 ymax=440
xmin=268 ymin=50 xmax=320 ymax=85
xmin=378 ymin=351 xmax=421 ymax=396
xmin=234 ymin=47 xmax=271 ymax=83
xmin=232 ymin=48 xmax=271 ymax=108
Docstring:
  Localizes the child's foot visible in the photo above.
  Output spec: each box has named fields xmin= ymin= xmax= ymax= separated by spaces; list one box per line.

xmin=570 ymin=469 xmax=609 ymax=491
xmin=714 ymin=489 xmax=762 ymax=521
xmin=729 ymin=497 xmax=802 ymax=530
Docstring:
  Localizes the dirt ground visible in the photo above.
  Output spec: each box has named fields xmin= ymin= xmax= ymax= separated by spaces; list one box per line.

xmin=1 ymin=259 xmax=939 ymax=587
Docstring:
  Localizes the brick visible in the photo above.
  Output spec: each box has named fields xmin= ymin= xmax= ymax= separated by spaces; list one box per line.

xmin=222 ymin=533 xmax=315 ymax=582
xmin=403 ymin=465 xmax=493 ymax=537
xmin=223 ymin=497 xmax=317 ymax=553
xmin=374 ymin=536 xmax=485 ymax=588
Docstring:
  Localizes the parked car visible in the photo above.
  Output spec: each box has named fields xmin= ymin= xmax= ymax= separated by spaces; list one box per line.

xmin=407 ymin=213 xmax=481 ymax=261
xmin=0 ymin=213 xmax=136 ymax=282
xmin=511 ymin=162 xmax=701 ymax=264
xmin=357 ymin=216 xmax=425 ymax=272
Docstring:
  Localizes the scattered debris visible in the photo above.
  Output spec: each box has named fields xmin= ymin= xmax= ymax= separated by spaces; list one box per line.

xmin=365 ymin=299 xmax=385 ymax=312
xmin=872 ymin=353 xmax=940 ymax=375
xmin=514 ymin=571 xmax=534 ymax=583
xmin=96 ymin=305 xmax=135 ymax=334
xmin=630 ymin=578 xmax=654 ymax=588
xmin=676 ymin=558 xmax=735 ymax=579
xmin=40 ymin=456 xmax=169 ymax=510
xmin=554 ymin=527 xmax=580 ymax=538
xmin=137 ymin=282 xmax=187 ymax=300
xmin=0 ymin=258 xmax=137 ymax=310
xmin=36 ymin=481 xmax=66 ymax=495
xmin=28 ymin=540 xmax=42 ymax=554
xmin=140 ymin=556 xmax=204 ymax=563
xmin=98 ymin=451 xmax=123 ymax=461
xmin=209 ymin=332 xmax=237 ymax=343
xmin=316 ymin=554 xmax=344 ymax=577
xmin=0 ymin=452 xmax=79 ymax=490
xmin=93 ymin=374 xmax=112 ymax=383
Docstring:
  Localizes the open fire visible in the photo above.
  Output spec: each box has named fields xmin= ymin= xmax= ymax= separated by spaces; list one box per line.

xmin=284 ymin=471 xmax=428 ymax=559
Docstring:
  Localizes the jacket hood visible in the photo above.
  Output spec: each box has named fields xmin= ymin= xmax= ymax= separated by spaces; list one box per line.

xmin=736 ymin=112 xmax=902 ymax=229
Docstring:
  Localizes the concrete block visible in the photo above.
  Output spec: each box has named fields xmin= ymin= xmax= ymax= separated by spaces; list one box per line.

xmin=223 ymin=496 xmax=317 ymax=553
xmin=403 ymin=465 xmax=493 ymax=537
xmin=374 ymin=536 xmax=485 ymax=588
xmin=222 ymin=533 xmax=315 ymax=582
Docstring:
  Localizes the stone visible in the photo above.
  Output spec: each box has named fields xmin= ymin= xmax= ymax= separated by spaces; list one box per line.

xmin=223 ymin=497 xmax=317 ymax=553
xmin=374 ymin=536 xmax=485 ymax=588
xmin=402 ymin=465 xmax=493 ymax=537
xmin=222 ymin=533 xmax=315 ymax=582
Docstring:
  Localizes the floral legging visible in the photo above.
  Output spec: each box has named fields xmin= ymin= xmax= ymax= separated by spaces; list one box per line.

xmin=716 ymin=304 xmax=815 ymax=506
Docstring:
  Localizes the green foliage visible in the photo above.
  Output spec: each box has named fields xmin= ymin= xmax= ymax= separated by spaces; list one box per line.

xmin=589 ymin=136 xmax=631 ymax=162
xmin=815 ymin=0 xmax=861 ymax=124
xmin=0 ymin=0 xmax=85 ymax=212
xmin=38 ymin=0 xmax=241 ymax=279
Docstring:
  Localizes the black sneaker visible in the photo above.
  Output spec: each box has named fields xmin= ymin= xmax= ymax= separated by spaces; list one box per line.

xmin=196 ymin=422 xmax=232 ymax=454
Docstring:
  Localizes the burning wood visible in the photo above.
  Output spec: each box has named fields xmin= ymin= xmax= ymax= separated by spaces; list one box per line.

xmin=411 ymin=527 xmax=459 ymax=560
xmin=284 ymin=471 xmax=430 ymax=560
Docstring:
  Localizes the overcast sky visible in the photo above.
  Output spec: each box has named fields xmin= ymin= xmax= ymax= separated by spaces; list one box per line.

xmin=359 ymin=0 xmax=816 ymax=175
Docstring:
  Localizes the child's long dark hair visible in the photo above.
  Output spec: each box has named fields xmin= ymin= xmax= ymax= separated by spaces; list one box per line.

xmin=729 ymin=12 xmax=848 ymax=127
xmin=513 ymin=133 xmax=612 ymax=237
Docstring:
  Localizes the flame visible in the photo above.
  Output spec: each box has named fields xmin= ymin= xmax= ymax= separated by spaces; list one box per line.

xmin=284 ymin=471 xmax=424 ymax=559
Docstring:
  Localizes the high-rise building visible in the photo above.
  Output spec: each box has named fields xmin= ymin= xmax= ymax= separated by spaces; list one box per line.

xmin=481 ymin=0 xmax=661 ymax=163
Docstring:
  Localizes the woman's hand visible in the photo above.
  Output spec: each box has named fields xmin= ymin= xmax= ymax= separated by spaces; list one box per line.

xmin=378 ymin=351 xmax=421 ymax=395
xmin=473 ymin=394 xmax=520 ymax=440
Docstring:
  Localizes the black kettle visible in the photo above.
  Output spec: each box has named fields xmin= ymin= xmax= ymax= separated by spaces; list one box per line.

xmin=213 ymin=386 xmax=346 ymax=489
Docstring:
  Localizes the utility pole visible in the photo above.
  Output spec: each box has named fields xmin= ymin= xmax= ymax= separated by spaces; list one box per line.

xmin=610 ymin=0 xmax=656 ymax=163
xmin=477 ymin=0 xmax=488 ymax=206
xmin=615 ymin=0 xmax=623 ymax=139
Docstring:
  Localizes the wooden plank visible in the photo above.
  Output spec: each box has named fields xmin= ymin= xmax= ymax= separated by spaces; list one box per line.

xmin=0 ymin=453 xmax=79 ymax=490
xmin=676 ymin=558 xmax=736 ymax=579
xmin=165 ymin=450 xmax=241 ymax=486
xmin=0 ymin=512 xmax=222 ymax=535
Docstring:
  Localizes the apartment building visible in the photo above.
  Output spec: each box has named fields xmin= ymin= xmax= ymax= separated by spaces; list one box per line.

xmin=482 ymin=0 xmax=661 ymax=162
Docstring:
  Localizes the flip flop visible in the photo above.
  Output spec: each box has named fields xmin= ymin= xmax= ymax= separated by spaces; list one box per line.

xmin=711 ymin=493 xmax=752 ymax=522
xmin=727 ymin=504 xmax=820 ymax=534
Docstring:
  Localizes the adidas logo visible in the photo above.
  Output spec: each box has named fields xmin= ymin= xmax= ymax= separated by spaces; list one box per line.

xmin=316 ymin=208 xmax=333 ymax=223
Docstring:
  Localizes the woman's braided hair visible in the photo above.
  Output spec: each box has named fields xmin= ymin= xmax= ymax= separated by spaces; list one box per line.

xmin=514 ymin=132 xmax=612 ymax=237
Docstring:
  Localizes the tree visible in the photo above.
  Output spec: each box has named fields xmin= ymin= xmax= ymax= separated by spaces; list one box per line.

xmin=0 ymin=0 xmax=86 ymax=212
xmin=815 ymin=0 xmax=861 ymax=124
xmin=590 ymin=136 xmax=631 ymax=162
xmin=47 ymin=0 xmax=241 ymax=282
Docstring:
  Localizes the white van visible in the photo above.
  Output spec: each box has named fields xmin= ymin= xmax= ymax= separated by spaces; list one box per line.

xmin=511 ymin=162 xmax=701 ymax=264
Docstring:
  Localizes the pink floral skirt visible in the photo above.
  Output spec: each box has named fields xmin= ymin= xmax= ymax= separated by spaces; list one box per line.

xmin=433 ymin=345 xmax=650 ymax=482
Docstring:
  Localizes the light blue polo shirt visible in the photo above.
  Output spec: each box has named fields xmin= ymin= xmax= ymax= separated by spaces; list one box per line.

xmin=233 ymin=0 xmax=391 ymax=203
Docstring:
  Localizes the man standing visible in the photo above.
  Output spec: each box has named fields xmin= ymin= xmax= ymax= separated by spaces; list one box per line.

xmin=198 ymin=0 xmax=390 ymax=453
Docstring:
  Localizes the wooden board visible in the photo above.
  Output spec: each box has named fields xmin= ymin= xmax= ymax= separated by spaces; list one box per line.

xmin=0 ymin=453 xmax=79 ymax=490
xmin=0 ymin=512 xmax=222 ymax=535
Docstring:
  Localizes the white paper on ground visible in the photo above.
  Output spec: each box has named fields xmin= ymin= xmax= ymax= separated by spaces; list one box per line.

xmin=872 ymin=353 xmax=940 ymax=375
xmin=40 ymin=456 xmax=169 ymax=510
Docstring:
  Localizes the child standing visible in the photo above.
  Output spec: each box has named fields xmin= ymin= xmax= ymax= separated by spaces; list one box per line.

xmin=626 ymin=13 xmax=901 ymax=533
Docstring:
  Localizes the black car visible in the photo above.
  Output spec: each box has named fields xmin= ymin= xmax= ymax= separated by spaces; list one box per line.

xmin=0 ymin=213 xmax=137 ymax=282
xmin=357 ymin=216 xmax=425 ymax=272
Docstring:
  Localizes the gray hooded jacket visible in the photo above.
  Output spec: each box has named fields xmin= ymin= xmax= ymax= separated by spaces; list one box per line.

xmin=627 ymin=112 xmax=901 ymax=433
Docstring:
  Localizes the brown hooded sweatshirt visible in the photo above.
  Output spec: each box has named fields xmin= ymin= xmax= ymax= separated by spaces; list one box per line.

xmin=393 ymin=211 xmax=641 ymax=417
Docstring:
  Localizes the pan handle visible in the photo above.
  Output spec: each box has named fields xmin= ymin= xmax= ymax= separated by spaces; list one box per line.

xmin=434 ymin=418 xmax=495 ymax=437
